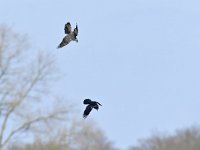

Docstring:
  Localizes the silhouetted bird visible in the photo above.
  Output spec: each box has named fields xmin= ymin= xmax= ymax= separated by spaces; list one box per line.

xmin=83 ymin=105 xmax=93 ymax=118
xmin=57 ymin=22 xmax=78 ymax=48
xmin=83 ymin=99 xmax=102 ymax=118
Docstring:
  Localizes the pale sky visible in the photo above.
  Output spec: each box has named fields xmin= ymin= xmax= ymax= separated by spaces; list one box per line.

xmin=1 ymin=0 xmax=200 ymax=149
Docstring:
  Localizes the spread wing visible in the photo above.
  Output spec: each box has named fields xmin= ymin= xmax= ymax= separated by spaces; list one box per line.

xmin=92 ymin=101 xmax=102 ymax=110
xmin=57 ymin=35 xmax=71 ymax=48
xmin=73 ymin=24 xmax=78 ymax=37
xmin=91 ymin=101 xmax=102 ymax=106
xmin=64 ymin=22 xmax=72 ymax=34
xmin=83 ymin=105 xmax=92 ymax=118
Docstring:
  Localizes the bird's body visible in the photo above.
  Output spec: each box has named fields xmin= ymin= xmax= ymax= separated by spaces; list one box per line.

xmin=83 ymin=99 xmax=102 ymax=118
xmin=57 ymin=22 xmax=78 ymax=48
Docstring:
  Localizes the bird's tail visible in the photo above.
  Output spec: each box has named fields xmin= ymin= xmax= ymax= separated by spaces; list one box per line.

xmin=57 ymin=42 xmax=65 ymax=48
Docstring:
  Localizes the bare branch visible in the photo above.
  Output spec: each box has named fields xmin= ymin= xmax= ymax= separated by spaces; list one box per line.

xmin=2 ymin=111 xmax=66 ymax=147
xmin=0 ymin=25 xmax=68 ymax=150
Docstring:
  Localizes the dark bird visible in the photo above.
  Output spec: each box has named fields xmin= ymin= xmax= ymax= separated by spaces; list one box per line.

xmin=83 ymin=105 xmax=93 ymax=118
xmin=57 ymin=22 xmax=78 ymax=48
xmin=83 ymin=99 xmax=102 ymax=118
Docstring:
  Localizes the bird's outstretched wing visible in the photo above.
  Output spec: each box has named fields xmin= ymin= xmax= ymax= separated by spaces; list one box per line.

xmin=92 ymin=101 xmax=102 ymax=110
xmin=83 ymin=105 xmax=92 ymax=118
xmin=57 ymin=35 xmax=71 ymax=48
xmin=73 ymin=24 xmax=78 ymax=37
xmin=64 ymin=22 xmax=72 ymax=34
xmin=90 ymin=101 xmax=102 ymax=106
xmin=83 ymin=99 xmax=91 ymax=105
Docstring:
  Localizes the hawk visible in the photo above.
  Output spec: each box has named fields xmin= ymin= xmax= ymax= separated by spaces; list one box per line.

xmin=57 ymin=22 xmax=78 ymax=48
xmin=83 ymin=99 xmax=102 ymax=118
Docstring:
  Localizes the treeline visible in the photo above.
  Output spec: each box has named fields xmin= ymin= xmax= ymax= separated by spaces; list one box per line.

xmin=7 ymin=126 xmax=200 ymax=150
xmin=8 ymin=121 xmax=118 ymax=150
xmin=129 ymin=126 xmax=200 ymax=150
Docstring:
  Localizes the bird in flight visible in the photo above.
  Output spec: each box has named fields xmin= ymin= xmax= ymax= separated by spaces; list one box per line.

xmin=83 ymin=99 xmax=102 ymax=118
xmin=57 ymin=22 xmax=78 ymax=48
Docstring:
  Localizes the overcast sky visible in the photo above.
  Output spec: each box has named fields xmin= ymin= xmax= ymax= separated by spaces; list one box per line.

xmin=1 ymin=0 xmax=200 ymax=149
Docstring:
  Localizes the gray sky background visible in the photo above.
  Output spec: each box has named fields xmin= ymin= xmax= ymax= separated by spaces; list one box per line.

xmin=1 ymin=0 xmax=200 ymax=149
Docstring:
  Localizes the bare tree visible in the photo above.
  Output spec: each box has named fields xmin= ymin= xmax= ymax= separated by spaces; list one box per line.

xmin=129 ymin=126 xmax=200 ymax=150
xmin=0 ymin=25 xmax=69 ymax=150
xmin=8 ymin=120 xmax=118 ymax=150
xmin=70 ymin=120 xmax=117 ymax=150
